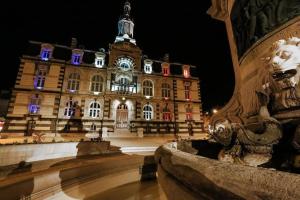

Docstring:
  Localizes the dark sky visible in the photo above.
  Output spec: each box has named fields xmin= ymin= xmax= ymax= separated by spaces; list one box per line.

xmin=0 ymin=0 xmax=235 ymax=112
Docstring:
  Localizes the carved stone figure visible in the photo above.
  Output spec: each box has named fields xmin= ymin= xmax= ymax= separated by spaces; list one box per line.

xmin=209 ymin=37 xmax=300 ymax=167
xmin=231 ymin=0 xmax=300 ymax=58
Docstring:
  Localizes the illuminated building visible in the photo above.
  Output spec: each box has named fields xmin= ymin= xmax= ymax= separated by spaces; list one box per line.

xmin=5 ymin=1 xmax=203 ymax=136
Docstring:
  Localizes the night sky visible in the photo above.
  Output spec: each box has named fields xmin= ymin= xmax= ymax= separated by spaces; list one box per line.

xmin=1 ymin=1 xmax=234 ymax=112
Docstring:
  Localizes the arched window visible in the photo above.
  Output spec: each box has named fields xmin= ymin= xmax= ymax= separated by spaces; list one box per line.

xmin=143 ymin=104 xmax=153 ymax=120
xmin=67 ymin=73 xmax=80 ymax=91
xmin=91 ymin=75 xmax=103 ymax=93
xmin=89 ymin=102 xmax=101 ymax=118
xmin=143 ymin=80 xmax=153 ymax=97
xmin=161 ymin=83 xmax=170 ymax=98
xmin=29 ymin=94 xmax=41 ymax=114
xmin=64 ymin=97 xmax=76 ymax=117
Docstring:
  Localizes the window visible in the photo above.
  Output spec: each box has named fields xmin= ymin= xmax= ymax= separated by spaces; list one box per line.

xmin=41 ymin=50 xmax=50 ymax=61
xmin=91 ymin=75 xmax=103 ymax=93
xmin=89 ymin=102 xmax=101 ymax=118
xmin=184 ymin=82 xmax=191 ymax=100
xmin=64 ymin=97 xmax=76 ymax=117
xmin=186 ymin=104 xmax=193 ymax=120
xmin=143 ymin=105 xmax=153 ymax=120
xmin=95 ymin=58 xmax=104 ymax=68
xmin=183 ymin=65 xmax=190 ymax=78
xmin=144 ymin=59 xmax=153 ymax=74
xmin=91 ymin=123 xmax=97 ymax=131
xmin=162 ymin=63 xmax=170 ymax=76
xmin=162 ymin=83 xmax=171 ymax=98
xmin=72 ymin=54 xmax=81 ymax=65
xmin=143 ymin=80 xmax=153 ymax=97
xmin=67 ymin=73 xmax=80 ymax=91
xmin=162 ymin=104 xmax=171 ymax=121
xmin=34 ymin=67 xmax=47 ymax=89
xmin=40 ymin=44 xmax=53 ymax=61
xmin=29 ymin=94 xmax=40 ymax=114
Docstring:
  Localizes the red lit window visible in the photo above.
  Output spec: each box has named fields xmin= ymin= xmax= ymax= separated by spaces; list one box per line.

xmin=162 ymin=104 xmax=171 ymax=121
xmin=163 ymin=67 xmax=169 ymax=76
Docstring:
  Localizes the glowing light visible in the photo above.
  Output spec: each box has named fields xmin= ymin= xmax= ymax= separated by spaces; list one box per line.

xmin=212 ymin=109 xmax=218 ymax=114
xmin=122 ymin=97 xmax=126 ymax=101
xmin=69 ymin=89 xmax=76 ymax=93
xmin=93 ymin=92 xmax=100 ymax=95
xmin=145 ymin=96 xmax=150 ymax=99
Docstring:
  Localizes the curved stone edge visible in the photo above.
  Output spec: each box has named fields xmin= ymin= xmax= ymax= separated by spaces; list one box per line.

xmin=155 ymin=142 xmax=300 ymax=200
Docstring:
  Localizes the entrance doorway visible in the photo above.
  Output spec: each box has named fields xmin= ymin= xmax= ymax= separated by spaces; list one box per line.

xmin=116 ymin=104 xmax=128 ymax=128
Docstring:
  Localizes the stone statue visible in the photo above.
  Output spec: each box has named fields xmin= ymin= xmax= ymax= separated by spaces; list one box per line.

xmin=231 ymin=0 xmax=300 ymax=58
xmin=209 ymin=37 xmax=300 ymax=167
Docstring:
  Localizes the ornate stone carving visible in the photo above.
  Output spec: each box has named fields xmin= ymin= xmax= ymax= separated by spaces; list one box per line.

xmin=231 ymin=0 xmax=300 ymax=58
xmin=209 ymin=37 xmax=300 ymax=167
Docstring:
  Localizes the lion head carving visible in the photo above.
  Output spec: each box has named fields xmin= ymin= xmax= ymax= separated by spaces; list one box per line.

xmin=269 ymin=37 xmax=300 ymax=87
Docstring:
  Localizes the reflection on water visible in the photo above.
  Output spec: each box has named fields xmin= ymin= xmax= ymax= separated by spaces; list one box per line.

xmin=86 ymin=180 xmax=167 ymax=200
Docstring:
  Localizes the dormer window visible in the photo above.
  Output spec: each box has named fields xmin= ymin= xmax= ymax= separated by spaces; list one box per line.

xmin=72 ymin=49 xmax=84 ymax=65
xmin=95 ymin=50 xmax=106 ymax=68
xmin=40 ymin=43 xmax=54 ymax=61
xmin=144 ymin=59 xmax=153 ymax=74
xmin=73 ymin=54 xmax=81 ymax=65
xmin=162 ymin=62 xmax=170 ymax=76
xmin=183 ymin=65 xmax=190 ymax=78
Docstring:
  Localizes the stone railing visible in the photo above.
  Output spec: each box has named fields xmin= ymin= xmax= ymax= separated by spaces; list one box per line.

xmin=155 ymin=141 xmax=300 ymax=200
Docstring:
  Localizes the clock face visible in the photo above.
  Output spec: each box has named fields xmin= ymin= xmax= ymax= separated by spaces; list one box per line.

xmin=115 ymin=57 xmax=134 ymax=71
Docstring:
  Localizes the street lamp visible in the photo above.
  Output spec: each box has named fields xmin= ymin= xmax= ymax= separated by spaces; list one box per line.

xmin=212 ymin=109 xmax=218 ymax=114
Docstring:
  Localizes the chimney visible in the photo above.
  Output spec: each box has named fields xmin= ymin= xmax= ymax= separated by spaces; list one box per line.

xmin=71 ymin=37 xmax=78 ymax=49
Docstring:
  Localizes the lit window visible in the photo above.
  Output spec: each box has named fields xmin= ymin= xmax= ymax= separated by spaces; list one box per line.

xmin=162 ymin=104 xmax=171 ymax=121
xmin=40 ymin=43 xmax=54 ymax=61
xmin=41 ymin=50 xmax=50 ymax=61
xmin=29 ymin=94 xmax=40 ymax=114
xmin=95 ymin=58 xmax=104 ymax=68
xmin=143 ymin=105 xmax=153 ymax=120
xmin=91 ymin=75 xmax=103 ymax=93
xmin=144 ymin=59 xmax=153 ymax=74
xmin=186 ymin=104 xmax=193 ymax=120
xmin=143 ymin=80 xmax=153 ymax=97
xmin=162 ymin=83 xmax=171 ymax=98
xmin=34 ymin=66 xmax=47 ymax=89
xmin=89 ymin=102 xmax=101 ymax=118
xmin=67 ymin=73 xmax=80 ymax=91
xmin=72 ymin=54 xmax=81 ymax=65
xmin=184 ymin=81 xmax=191 ymax=100
xmin=183 ymin=65 xmax=190 ymax=78
xmin=64 ymin=97 xmax=76 ymax=117
xmin=162 ymin=63 xmax=170 ymax=76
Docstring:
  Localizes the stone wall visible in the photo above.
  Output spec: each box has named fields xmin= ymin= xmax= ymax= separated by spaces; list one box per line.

xmin=0 ymin=141 xmax=110 ymax=166
xmin=155 ymin=142 xmax=300 ymax=200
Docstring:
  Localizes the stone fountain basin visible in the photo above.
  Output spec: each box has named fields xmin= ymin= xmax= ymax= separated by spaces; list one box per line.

xmin=155 ymin=141 xmax=300 ymax=200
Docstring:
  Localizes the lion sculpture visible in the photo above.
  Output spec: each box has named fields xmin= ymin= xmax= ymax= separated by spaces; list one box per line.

xmin=209 ymin=37 xmax=300 ymax=167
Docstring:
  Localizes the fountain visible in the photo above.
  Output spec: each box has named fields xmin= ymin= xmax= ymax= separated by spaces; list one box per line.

xmin=155 ymin=1 xmax=300 ymax=199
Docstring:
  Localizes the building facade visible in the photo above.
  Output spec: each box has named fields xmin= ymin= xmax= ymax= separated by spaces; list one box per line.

xmin=5 ymin=1 xmax=203 ymax=136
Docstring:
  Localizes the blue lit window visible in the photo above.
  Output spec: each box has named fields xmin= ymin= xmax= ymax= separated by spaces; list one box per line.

xmin=41 ymin=50 xmax=50 ymax=61
xmin=72 ymin=54 xmax=81 ymax=65
xmin=29 ymin=94 xmax=40 ymax=114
